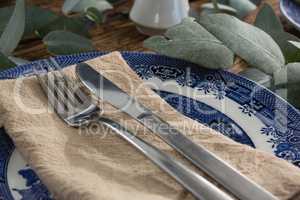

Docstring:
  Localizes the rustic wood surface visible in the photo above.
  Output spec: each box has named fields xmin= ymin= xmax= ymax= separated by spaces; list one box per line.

xmin=1 ymin=0 xmax=298 ymax=72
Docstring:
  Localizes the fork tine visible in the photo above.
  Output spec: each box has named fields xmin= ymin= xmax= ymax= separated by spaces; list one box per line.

xmin=46 ymin=59 xmax=82 ymax=116
xmin=34 ymin=60 xmax=71 ymax=118
xmin=35 ymin=58 xmax=97 ymax=122
xmin=47 ymin=59 xmax=101 ymax=124
xmin=49 ymin=72 xmax=72 ymax=113
xmin=49 ymin=57 xmax=91 ymax=107
xmin=49 ymin=58 xmax=86 ymax=107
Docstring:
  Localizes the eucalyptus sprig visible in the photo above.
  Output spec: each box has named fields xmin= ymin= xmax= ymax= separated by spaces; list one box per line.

xmin=144 ymin=3 xmax=300 ymax=108
xmin=0 ymin=0 xmax=121 ymax=69
xmin=0 ymin=0 xmax=25 ymax=56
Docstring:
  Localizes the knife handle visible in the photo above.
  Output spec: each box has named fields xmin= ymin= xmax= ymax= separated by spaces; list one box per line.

xmin=99 ymin=117 xmax=233 ymax=200
xmin=137 ymin=113 xmax=278 ymax=200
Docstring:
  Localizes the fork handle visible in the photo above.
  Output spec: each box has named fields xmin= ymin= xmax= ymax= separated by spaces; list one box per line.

xmin=98 ymin=117 xmax=233 ymax=200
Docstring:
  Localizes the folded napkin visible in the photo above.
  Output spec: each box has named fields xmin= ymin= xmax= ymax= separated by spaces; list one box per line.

xmin=0 ymin=52 xmax=300 ymax=200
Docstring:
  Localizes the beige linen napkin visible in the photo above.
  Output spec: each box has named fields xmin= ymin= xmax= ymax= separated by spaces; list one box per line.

xmin=0 ymin=52 xmax=300 ymax=200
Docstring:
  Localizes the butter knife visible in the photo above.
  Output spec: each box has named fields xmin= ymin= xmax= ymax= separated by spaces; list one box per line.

xmin=76 ymin=62 xmax=278 ymax=200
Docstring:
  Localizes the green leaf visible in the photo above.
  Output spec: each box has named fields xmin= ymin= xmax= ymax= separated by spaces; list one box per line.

xmin=254 ymin=4 xmax=300 ymax=63
xmin=85 ymin=7 xmax=105 ymax=24
xmin=289 ymin=41 xmax=300 ymax=49
xmin=274 ymin=63 xmax=300 ymax=84
xmin=198 ymin=14 xmax=284 ymax=74
xmin=0 ymin=7 xmax=13 ymax=35
xmin=144 ymin=18 xmax=234 ymax=69
xmin=0 ymin=0 xmax=25 ymax=55
xmin=201 ymin=3 xmax=237 ymax=16
xmin=276 ymin=33 xmax=300 ymax=63
xmin=228 ymin=0 xmax=256 ymax=18
xmin=62 ymin=0 xmax=112 ymax=15
xmin=273 ymin=63 xmax=300 ymax=108
xmin=254 ymin=3 xmax=283 ymax=32
xmin=43 ymin=30 xmax=95 ymax=55
xmin=107 ymin=0 xmax=124 ymax=4
xmin=215 ymin=0 xmax=256 ymax=17
xmin=25 ymin=5 xmax=59 ymax=37
xmin=0 ymin=5 xmax=59 ymax=38
xmin=0 ymin=52 xmax=16 ymax=70
xmin=36 ymin=16 xmax=89 ymax=38
xmin=216 ymin=0 xmax=230 ymax=4
xmin=62 ymin=0 xmax=81 ymax=15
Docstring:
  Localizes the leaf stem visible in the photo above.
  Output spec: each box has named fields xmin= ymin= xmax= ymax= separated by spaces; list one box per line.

xmin=211 ymin=0 xmax=219 ymax=12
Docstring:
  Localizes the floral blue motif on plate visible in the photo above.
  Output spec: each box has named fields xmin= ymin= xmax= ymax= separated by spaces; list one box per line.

xmin=0 ymin=51 xmax=299 ymax=199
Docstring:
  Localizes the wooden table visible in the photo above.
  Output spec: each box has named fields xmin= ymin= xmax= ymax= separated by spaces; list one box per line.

xmin=4 ymin=0 xmax=297 ymax=72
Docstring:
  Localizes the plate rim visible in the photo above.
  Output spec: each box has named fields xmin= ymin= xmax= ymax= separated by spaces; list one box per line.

xmin=280 ymin=0 xmax=300 ymax=31
xmin=1 ymin=50 xmax=299 ymax=116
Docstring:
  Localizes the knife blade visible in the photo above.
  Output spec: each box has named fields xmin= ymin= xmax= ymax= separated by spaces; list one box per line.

xmin=76 ymin=62 xmax=278 ymax=200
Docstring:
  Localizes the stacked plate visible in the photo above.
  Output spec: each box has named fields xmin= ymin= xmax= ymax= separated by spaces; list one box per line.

xmin=280 ymin=0 xmax=300 ymax=30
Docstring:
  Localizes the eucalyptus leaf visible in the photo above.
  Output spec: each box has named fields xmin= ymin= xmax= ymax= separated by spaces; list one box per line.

xmin=62 ymin=0 xmax=81 ymax=15
xmin=217 ymin=0 xmax=260 ymax=6
xmin=215 ymin=0 xmax=256 ymax=17
xmin=144 ymin=18 xmax=234 ymax=69
xmin=273 ymin=63 xmax=300 ymax=108
xmin=0 ymin=0 xmax=25 ymax=55
xmin=201 ymin=3 xmax=237 ymax=16
xmin=198 ymin=14 xmax=285 ymax=74
xmin=25 ymin=5 xmax=59 ymax=37
xmin=36 ymin=16 xmax=89 ymax=38
xmin=255 ymin=4 xmax=300 ymax=63
xmin=274 ymin=33 xmax=300 ymax=63
xmin=274 ymin=63 xmax=300 ymax=84
xmin=250 ymin=0 xmax=261 ymax=4
xmin=228 ymin=0 xmax=256 ymax=18
xmin=85 ymin=7 xmax=105 ymax=24
xmin=43 ymin=30 xmax=95 ymax=55
xmin=0 ymin=5 xmax=59 ymax=38
xmin=0 ymin=52 xmax=16 ymax=70
xmin=254 ymin=4 xmax=283 ymax=32
xmin=107 ymin=0 xmax=125 ymax=4
xmin=63 ymin=0 xmax=112 ymax=15
xmin=0 ymin=7 xmax=13 ymax=35
xmin=216 ymin=0 xmax=230 ymax=4
xmin=289 ymin=41 xmax=300 ymax=49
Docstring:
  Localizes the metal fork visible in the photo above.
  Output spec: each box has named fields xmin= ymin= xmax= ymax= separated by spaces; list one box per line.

xmin=34 ymin=58 xmax=234 ymax=200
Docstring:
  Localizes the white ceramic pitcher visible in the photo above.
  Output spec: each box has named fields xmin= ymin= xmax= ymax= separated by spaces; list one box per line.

xmin=129 ymin=0 xmax=190 ymax=35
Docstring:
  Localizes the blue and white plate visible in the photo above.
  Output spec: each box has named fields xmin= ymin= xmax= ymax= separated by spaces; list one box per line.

xmin=280 ymin=0 xmax=300 ymax=31
xmin=0 ymin=51 xmax=300 ymax=199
